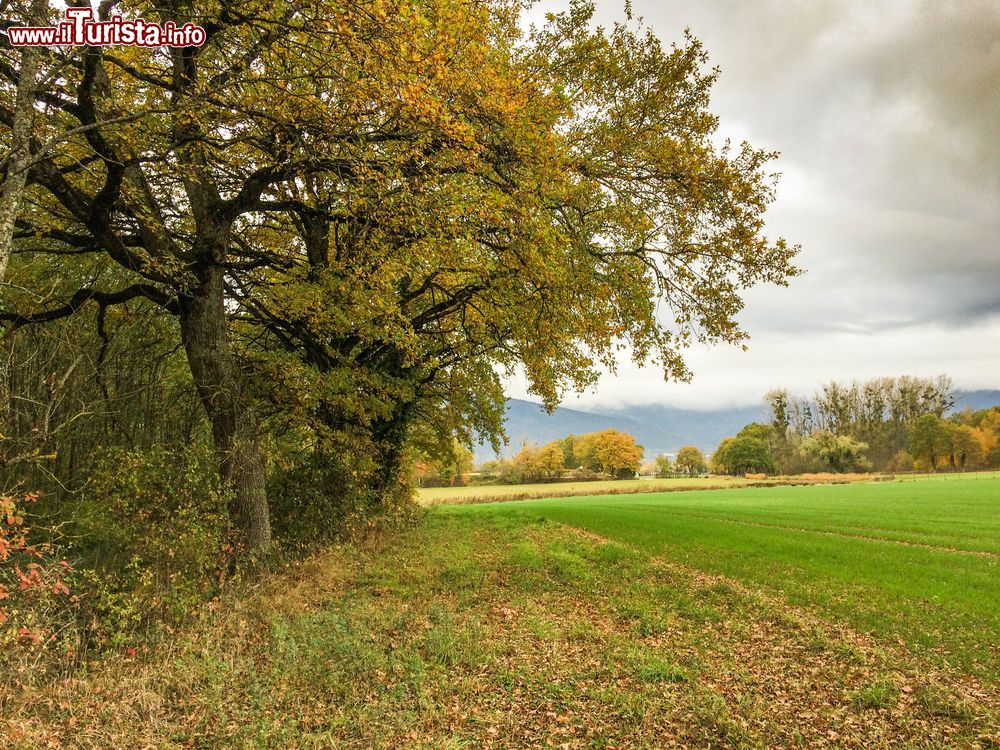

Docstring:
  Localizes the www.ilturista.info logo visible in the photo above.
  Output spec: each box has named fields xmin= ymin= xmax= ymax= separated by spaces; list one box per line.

xmin=7 ymin=7 xmax=206 ymax=47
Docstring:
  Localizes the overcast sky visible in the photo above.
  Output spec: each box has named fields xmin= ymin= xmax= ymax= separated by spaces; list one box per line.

xmin=507 ymin=0 xmax=1000 ymax=411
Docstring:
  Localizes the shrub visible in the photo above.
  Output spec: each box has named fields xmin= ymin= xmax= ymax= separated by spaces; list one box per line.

xmin=269 ymin=439 xmax=419 ymax=554
xmin=0 ymin=489 xmax=81 ymax=680
xmin=800 ymin=431 xmax=872 ymax=473
xmin=887 ymin=450 xmax=915 ymax=473
xmin=69 ymin=445 xmax=228 ymax=649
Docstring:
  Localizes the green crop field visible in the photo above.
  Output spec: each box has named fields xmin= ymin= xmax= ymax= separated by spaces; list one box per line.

xmin=441 ymin=477 xmax=1000 ymax=683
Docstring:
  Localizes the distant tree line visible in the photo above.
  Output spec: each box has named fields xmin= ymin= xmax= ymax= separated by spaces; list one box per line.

xmin=467 ymin=429 xmax=644 ymax=484
xmin=712 ymin=376 xmax=1000 ymax=475
xmin=641 ymin=446 xmax=708 ymax=478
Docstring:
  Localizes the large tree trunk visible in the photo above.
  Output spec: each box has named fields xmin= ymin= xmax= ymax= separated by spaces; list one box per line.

xmin=179 ymin=264 xmax=271 ymax=556
xmin=0 ymin=0 xmax=49 ymax=284
xmin=368 ymin=399 xmax=417 ymax=507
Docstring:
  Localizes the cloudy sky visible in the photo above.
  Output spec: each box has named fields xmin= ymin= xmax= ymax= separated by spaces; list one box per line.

xmin=507 ymin=0 xmax=1000 ymax=410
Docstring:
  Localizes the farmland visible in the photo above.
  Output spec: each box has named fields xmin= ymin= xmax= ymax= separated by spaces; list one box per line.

xmin=415 ymin=473 xmax=906 ymax=506
xmin=443 ymin=477 xmax=1000 ymax=683
xmin=10 ymin=475 xmax=1000 ymax=748
xmin=418 ymin=477 xmax=754 ymax=505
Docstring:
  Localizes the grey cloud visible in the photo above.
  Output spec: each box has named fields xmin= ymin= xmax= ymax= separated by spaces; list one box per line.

xmin=664 ymin=1 xmax=1000 ymax=201
xmin=858 ymin=1 xmax=1000 ymax=176
xmin=525 ymin=1 xmax=1000 ymax=407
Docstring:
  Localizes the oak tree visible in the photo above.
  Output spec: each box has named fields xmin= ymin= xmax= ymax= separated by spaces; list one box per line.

xmin=3 ymin=0 xmax=799 ymax=553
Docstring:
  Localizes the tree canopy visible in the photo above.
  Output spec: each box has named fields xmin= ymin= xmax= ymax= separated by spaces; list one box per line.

xmin=712 ymin=436 xmax=774 ymax=476
xmin=674 ymin=445 xmax=707 ymax=476
xmin=909 ymin=414 xmax=951 ymax=471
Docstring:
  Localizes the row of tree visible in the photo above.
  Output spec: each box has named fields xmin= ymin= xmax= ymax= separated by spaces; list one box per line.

xmin=418 ymin=434 xmax=717 ymax=486
xmin=906 ymin=411 xmax=1000 ymax=472
xmin=644 ymin=446 xmax=708 ymax=477
xmin=475 ymin=429 xmax=645 ymax=483
xmin=711 ymin=377 xmax=1000 ymax=475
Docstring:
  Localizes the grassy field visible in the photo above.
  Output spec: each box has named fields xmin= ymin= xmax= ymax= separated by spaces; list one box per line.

xmin=7 ymin=477 xmax=1000 ymax=748
xmin=417 ymin=472 xmax=1000 ymax=506
xmin=444 ymin=478 xmax=1000 ymax=682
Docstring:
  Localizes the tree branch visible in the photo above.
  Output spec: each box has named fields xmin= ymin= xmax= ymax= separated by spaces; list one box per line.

xmin=0 ymin=283 xmax=178 ymax=330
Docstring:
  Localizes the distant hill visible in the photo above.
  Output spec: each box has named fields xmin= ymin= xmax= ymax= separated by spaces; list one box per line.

xmin=953 ymin=390 xmax=1000 ymax=413
xmin=473 ymin=398 xmax=765 ymax=464
xmin=474 ymin=389 xmax=1000 ymax=465
xmin=603 ymin=402 xmax=767 ymax=453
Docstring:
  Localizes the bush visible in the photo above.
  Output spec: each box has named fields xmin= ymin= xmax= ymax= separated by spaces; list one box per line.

xmin=887 ymin=450 xmax=915 ymax=473
xmin=269 ymin=438 xmax=419 ymax=554
xmin=269 ymin=452 xmax=370 ymax=551
xmin=0 ymin=489 xmax=81 ymax=680
xmin=800 ymin=431 xmax=871 ymax=473
xmin=69 ymin=445 xmax=228 ymax=649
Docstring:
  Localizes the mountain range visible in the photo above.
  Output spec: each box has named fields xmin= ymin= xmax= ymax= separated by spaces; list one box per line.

xmin=473 ymin=389 xmax=1000 ymax=465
